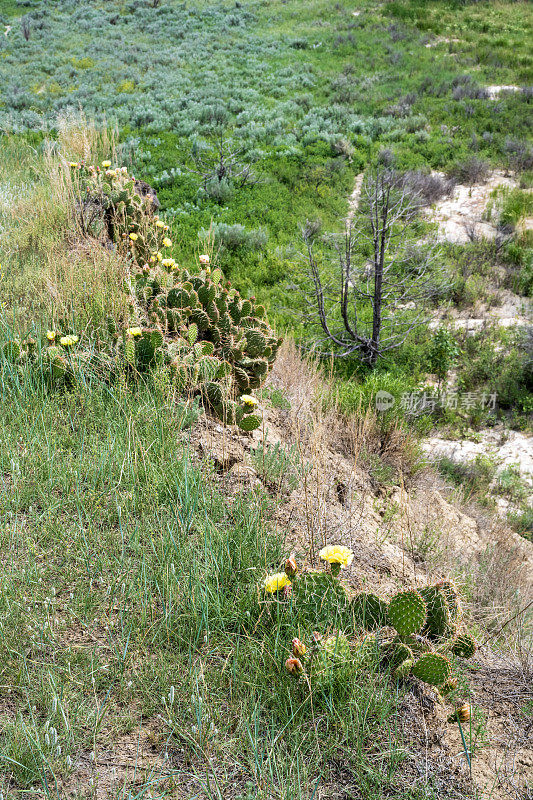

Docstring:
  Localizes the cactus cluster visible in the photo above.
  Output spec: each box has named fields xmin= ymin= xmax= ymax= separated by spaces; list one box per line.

xmin=277 ymin=557 xmax=477 ymax=701
xmin=70 ymin=163 xmax=282 ymax=429
xmin=130 ymin=259 xmax=281 ymax=428
xmin=353 ymin=579 xmax=477 ymax=689
xmin=2 ymin=333 xmax=87 ymax=387
xmin=285 ymin=631 xmax=352 ymax=687
xmin=73 ymin=162 xmax=162 ymax=262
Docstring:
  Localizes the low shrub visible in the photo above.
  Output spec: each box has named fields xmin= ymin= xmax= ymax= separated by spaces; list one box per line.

xmin=202 ymin=221 xmax=268 ymax=252
xmin=448 ymin=157 xmax=489 ymax=185
xmin=396 ymin=169 xmax=455 ymax=207
xmin=251 ymin=441 xmax=311 ymax=493
xmin=438 ymin=454 xmax=497 ymax=497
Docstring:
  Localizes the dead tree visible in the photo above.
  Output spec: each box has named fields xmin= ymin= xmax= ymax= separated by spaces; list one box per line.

xmin=187 ymin=130 xmax=258 ymax=192
xmin=21 ymin=16 xmax=31 ymax=40
xmin=299 ymin=166 xmax=448 ymax=367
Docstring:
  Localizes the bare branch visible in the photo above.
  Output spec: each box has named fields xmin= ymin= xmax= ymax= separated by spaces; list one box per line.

xmin=295 ymin=166 xmax=451 ymax=367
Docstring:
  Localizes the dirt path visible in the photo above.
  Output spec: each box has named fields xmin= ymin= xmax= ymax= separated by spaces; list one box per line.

xmin=346 ymin=172 xmax=364 ymax=229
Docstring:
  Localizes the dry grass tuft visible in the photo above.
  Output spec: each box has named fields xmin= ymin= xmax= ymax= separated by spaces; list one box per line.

xmin=0 ymin=126 xmax=126 ymax=331
xmin=42 ymin=239 xmax=129 ymax=327
xmin=270 ymin=338 xmax=326 ymax=424
xmin=55 ymin=110 xmax=116 ymax=165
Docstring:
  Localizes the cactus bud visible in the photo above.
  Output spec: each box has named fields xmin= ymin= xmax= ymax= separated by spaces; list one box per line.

xmin=292 ymin=638 xmax=306 ymax=658
xmin=285 ymin=657 xmax=304 ymax=676
xmin=448 ymin=703 xmax=471 ymax=724
xmin=285 ymin=554 xmax=298 ymax=578
xmin=441 ymin=677 xmax=458 ymax=695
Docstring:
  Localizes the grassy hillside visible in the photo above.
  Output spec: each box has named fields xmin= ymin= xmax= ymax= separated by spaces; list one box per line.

xmin=0 ymin=1 xmax=532 ymax=796
xmin=2 ymin=0 xmax=531 ymax=431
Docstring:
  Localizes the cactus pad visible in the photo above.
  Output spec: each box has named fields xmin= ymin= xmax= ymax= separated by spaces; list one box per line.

xmin=293 ymin=571 xmax=349 ymax=626
xmin=313 ymin=632 xmax=351 ymax=683
xmin=237 ymin=413 xmax=261 ymax=432
xmin=380 ymin=641 xmax=414 ymax=670
xmin=411 ymin=652 xmax=451 ymax=686
xmin=2 ymin=340 xmax=22 ymax=362
xmin=419 ymin=586 xmax=452 ymax=640
xmin=451 ymin=633 xmax=477 ymax=659
xmin=348 ymin=592 xmax=388 ymax=631
xmin=393 ymin=658 xmax=414 ymax=680
xmin=435 ymin=580 xmax=463 ymax=628
xmin=387 ymin=589 xmax=427 ymax=637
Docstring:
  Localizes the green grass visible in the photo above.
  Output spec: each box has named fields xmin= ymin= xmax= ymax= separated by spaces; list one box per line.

xmin=0 ymin=361 xmax=442 ymax=797
xmin=1 ymin=0 xmax=532 ymax=429
xmin=0 ymin=0 xmax=20 ymax=20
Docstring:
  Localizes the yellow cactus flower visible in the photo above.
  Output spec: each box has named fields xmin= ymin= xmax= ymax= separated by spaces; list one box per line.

xmin=162 ymin=237 xmax=172 ymax=248
xmin=319 ymin=545 xmax=353 ymax=568
xmin=101 ymin=160 xmax=111 ymax=168
xmin=129 ymin=232 xmax=138 ymax=241
xmin=69 ymin=162 xmax=80 ymax=168
xmin=46 ymin=330 xmax=56 ymax=341
xmin=126 ymin=327 xmax=143 ymax=337
xmin=199 ymin=254 xmax=210 ymax=265
xmin=155 ymin=220 xmax=165 ymax=228
xmin=60 ymin=335 xmax=79 ymax=347
xmin=264 ymin=573 xmax=291 ymax=593
xmin=161 ymin=258 xmax=175 ymax=268
xmin=157 ymin=252 xmax=162 ymax=262
xmin=240 ymin=394 xmax=259 ymax=412
xmin=149 ymin=255 xmax=156 ymax=263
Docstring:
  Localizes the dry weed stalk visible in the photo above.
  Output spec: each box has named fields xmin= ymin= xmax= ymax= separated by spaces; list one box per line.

xmin=270 ymin=342 xmax=372 ymax=567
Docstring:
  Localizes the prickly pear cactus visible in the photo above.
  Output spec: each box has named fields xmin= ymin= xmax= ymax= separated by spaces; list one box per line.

xmin=312 ymin=632 xmax=351 ymax=686
xmin=74 ymin=162 xmax=282 ymax=428
xmin=131 ymin=261 xmax=280 ymax=421
xmin=451 ymin=633 xmax=477 ymax=659
xmin=2 ymin=340 xmax=23 ymax=363
xmin=394 ymin=657 xmax=415 ymax=679
xmin=419 ymin=585 xmax=452 ymax=641
xmin=122 ymin=328 xmax=165 ymax=371
xmin=236 ymin=412 xmax=262 ymax=432
xmin=45 ymin=346 xmax=70 ymax=382
xmin=380 ymin=640 xmax=414 ymax=670
xmin=435 ymin=580 xmax=463 ymax=629
xmin=411 ymin=652 xmax=451 ymax=687
xmin=348 ymin=592 xmax=389 ymax=631
xmin=75 ymin=163 xmax=163 ymax=262
xmin=316 ymin=632 xmax=350 ymax=665
xmin=387 ymin=589 xmax=427 ymax=637
xmin=292 ymin=571 xmax=349 ymax=626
